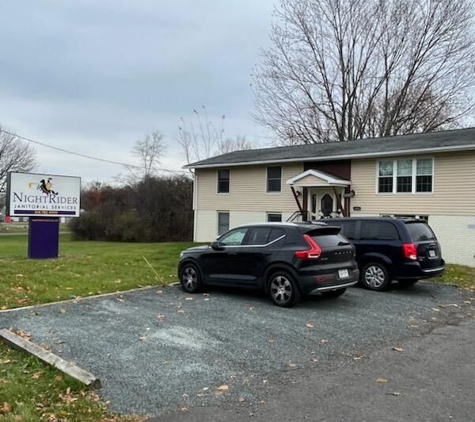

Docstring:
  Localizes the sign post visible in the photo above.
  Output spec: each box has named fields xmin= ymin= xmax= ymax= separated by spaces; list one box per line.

xmin=6 ymin=172 xmax=81 ymax=259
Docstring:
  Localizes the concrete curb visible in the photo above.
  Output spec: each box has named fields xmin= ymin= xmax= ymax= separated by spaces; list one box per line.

xmin=0 ymin=282 xmax=180 ymax=314
xmin=0 ymin=328 xmax=101 ymax=390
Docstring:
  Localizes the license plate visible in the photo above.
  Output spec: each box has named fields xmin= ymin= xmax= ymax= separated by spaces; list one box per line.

xmin=338 ymin=269 xmax=349 ymax=279
xmin=428 ymin=249 xmax=436 ymax=257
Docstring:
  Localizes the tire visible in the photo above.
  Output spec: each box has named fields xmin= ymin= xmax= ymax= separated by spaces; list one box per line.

xmin=398 ymin=280 xmax=419 ymax=287
xmin=321 ymin=288 xmax=346 ymax=299
xmin=360 ymin=262 xmax=390 ymax=291
xmin=268 ymin=271 xmax=301 ymax=308
xmin=179 ymin=263 xmax=202 ymax=293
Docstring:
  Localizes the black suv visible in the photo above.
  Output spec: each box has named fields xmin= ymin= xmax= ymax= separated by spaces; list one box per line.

xmin=178 ymin=223 xmax=359 ymax=307
xmin=329 ymin=217 xmax=445 ymax=290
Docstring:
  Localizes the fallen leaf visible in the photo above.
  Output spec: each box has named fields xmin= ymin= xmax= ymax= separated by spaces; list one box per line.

xmin=114 ymin=279 xmax=122 ymax=284
xmin=439 ymin=304 xmax=459 ymax=308
xmin=377 ymin=378 xmax=388 ymax=384
xmin=2 ymin=359 xmax=11 ymax=364
xmin=60 ymin=309 xmax=66 ymax=314
xmin=1 ymin=402 xmax=12 ymax=414
xmin=177 ymin=309 xmax=185 ymax=313
xmin=139 ymin=337 xmax=147 ymax=341
xmin=353 ymin=355 xmax=369 ymax=360
xmin=185 ymin=297 xmax=193 ymax=301
xmin=392 ymin=347 xmax=404 ymax=352
xmin=431 ymin=308 xmax=440 ymax=312
xmin=320 ymin=339 xmax=329 ymax=344
xmin=288 ymin=363 xmax=298 ymax=368
xmin=54 ymin=375 xmax=63 ymax=382
xmin=202 ymin=387 xmax=209 ymax=391
xmin=268 ymin=338 xmax=275 ymax=343
xmin=203 ymin=293 xmax=210 ymax=296
xmin=31 ymin=372 xmax=43 ymax=380
xmin=306 ymin=322 xmax=314 ymax=329
xmin=392 ymin=392 xmax=401 ymax=396
xmin=310 ymin=358 xmax=318 ymax=363
xmin=217 ymin=385 xmax=229 ymax=391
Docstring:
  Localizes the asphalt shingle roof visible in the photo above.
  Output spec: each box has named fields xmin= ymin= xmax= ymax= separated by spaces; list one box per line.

xmin=186 ymin=127 xmax=475 ymax=168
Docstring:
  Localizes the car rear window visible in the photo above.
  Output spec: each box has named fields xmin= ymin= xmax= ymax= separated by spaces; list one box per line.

xmin=310 ymin=233 xmax=349 ymax=248
xmin=405 ymin=222 xmax=436 ymax=242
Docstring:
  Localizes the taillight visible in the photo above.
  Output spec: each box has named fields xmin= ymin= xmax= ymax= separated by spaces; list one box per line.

xmin=295 ymin=234 xmax=322 ymax=260
xmin=403 ymin=243 xmax=417 ymax=261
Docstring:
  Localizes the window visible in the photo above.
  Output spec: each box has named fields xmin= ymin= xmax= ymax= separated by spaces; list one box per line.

xmin=219 ymin=227 xmax=247 ymax=245
xmin=336 ymin=220 xmax=357 ymax=240
xmin=397 ymin=159 xmax=412 ymax=192
xmin=243 ymin=227 xmax=285 ymax=246
xmin=267 ymin=166 xmax=282 ymax=192
xmin=416 ymin=159 xmax=433 ymax=192
xmin=378 ymin=160 xmax=393 ymax=193
xmin=217 ymin=169 xmax=230 ymax=193
xmin=378 ymin=158 xmax=433 ymax=193
xmin=267 ymin=213 xmax=282 ymax=222
xmin=217 ymin=212 xmax=229 ymax=236
xmin=360 ymin=221 xmax=399 ymax=240
xmin=405 ymin=222 xmax=436 ymax=242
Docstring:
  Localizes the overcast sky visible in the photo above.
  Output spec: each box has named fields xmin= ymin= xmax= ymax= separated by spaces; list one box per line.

xmin=0 ymin=0 xmax=276 ymax=183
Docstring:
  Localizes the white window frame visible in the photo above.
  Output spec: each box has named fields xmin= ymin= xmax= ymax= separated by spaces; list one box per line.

xmin=217 ymin=169 xmax=230 ymax=194
xmin=217 ymin=211 xmax=230 ymax=236
xmin=266 ymin=166 xmax=282 ymax=194
xmin=266 ymin=212 xmax=282 ymax=222
xmin=376 ymin=157 xmax=434 ymax=195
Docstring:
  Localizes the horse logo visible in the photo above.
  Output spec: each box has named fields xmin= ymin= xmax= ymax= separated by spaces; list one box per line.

xmin=38 ymin=178 xmax=58 ymax=196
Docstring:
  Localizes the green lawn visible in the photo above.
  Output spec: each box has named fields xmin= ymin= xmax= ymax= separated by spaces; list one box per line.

xmin=0 ymin=235 xmax=195 ymax=421
xmin=0 ymin=234 xmax=195 ymax=310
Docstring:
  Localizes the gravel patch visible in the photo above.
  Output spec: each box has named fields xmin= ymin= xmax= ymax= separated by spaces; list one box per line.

xmin=0 ymin=282 xmax=471 ymax=416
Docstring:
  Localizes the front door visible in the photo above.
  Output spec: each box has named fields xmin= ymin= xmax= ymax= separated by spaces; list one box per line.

xmin=307 ymin=189 xmax=337 ymax=220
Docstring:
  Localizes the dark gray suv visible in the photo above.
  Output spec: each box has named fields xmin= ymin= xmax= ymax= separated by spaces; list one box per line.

xmin=178 ymin=222 xmax=359 ymax=307
xmin=330 ymin=217 xmax=445 ymax=290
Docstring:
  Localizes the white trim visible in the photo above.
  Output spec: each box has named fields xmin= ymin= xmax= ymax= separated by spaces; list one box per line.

xmin=216 ymin=169 xmax=230 ymax=194
xmin=266 ymin=165 xmax=283 ymax=193
xmin=287 ymin=169 xmax=351 ymax=186
xmin=193 ymin=173 xmax=198 ymax=241
xmin=376 ymin=156 xmax=434 ymax=194
xmin=185 ymin=144 xmax=475 ymax=169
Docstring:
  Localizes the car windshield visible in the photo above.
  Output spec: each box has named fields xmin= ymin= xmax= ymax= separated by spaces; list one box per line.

xmin=405 ymin=222 xmax=436 ymax=242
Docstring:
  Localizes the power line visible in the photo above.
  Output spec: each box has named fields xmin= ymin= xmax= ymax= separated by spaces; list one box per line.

xmin=0 ymin=128 xmax=187 ymax=175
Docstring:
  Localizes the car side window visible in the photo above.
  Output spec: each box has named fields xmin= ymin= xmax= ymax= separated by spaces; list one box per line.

xmin=360 ymin=221 xmax=399 ymax=240
xmin=268 ymin=228 xmax=285 ymax=243
xmin=219 ymin=228 xmax=248 ymax=246
xmin=245 ymin=228 xmax=272 ymax=246
xmin=337 ymin=221 xmax=357 ymax=240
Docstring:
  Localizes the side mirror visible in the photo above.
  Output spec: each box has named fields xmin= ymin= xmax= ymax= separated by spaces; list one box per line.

xmin=211 ymin=241 xmax=225 ymax=251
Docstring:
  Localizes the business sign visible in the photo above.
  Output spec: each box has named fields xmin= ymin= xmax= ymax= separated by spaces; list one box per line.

xmin=6 ymin=172 xmax=81 ymax=218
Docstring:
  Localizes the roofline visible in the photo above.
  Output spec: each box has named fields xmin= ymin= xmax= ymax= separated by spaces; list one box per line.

xmin=184 ymin=144 xmax=475 ymax=169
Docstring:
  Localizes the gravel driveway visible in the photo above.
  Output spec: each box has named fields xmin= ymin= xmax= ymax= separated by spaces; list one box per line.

xmin=0 ymin=282 xmax=472 ymax=417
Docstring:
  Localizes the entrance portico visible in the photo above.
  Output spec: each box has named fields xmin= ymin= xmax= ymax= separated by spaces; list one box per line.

xmin=287 ymin=169 xmax=352 ymax=219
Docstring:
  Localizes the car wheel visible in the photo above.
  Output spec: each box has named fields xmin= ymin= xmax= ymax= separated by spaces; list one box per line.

xmin=321 ymin=288 xmax=346 ymax=299
xmin=398 ymin=280 xmax=419 ymax=287
xmin=360 ymin=262 xmax=390 ymax=291
xmin=180 ymin=263 xmax=202 ymax=293
xmin=268 ymin=271 xmax=301 ymax=308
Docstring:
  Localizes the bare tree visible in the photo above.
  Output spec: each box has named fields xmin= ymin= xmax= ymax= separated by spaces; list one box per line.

xmin=0 ymin=126 xmax=37 ymax=192
xmin=252 ymin=0 xmax=475 ymax=145
xmin=216 ymin=135 xmax=253 ymax=155
xmin=178 ymin=106 xmax=253 ymax=165
xmin=130 ymin=131 xmax=166 ymax=180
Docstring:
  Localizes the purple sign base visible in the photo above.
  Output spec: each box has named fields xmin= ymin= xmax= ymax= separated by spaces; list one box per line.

xmin=28 ymin=217 xmax=60 ymax=259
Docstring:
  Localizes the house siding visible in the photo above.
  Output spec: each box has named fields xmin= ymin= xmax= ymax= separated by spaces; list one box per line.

xmin=350 ymin=152 xmax=475 ymax=216
xmin=196 ymin=164 xmax=303 ymax=212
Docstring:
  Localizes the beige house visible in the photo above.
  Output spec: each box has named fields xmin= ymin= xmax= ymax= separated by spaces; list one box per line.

xmin=186 ymin=128 xmax=475 ymax=267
